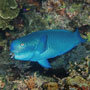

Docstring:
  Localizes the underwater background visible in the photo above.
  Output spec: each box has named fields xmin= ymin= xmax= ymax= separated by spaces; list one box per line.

xmin=0 ymin=0 xmax=90 ymax=90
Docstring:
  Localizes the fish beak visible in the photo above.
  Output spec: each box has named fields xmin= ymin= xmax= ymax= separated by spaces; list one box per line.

xmin=9 ymin=53 xmax=15 ymax=58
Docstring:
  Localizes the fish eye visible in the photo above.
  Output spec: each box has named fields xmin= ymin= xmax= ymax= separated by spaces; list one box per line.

xmin=20 ymin=43 xmax=24 ymax=46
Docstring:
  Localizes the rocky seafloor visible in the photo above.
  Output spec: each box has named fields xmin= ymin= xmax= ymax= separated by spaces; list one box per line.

xmin=0 ymin=0 xmax=90 ymax=90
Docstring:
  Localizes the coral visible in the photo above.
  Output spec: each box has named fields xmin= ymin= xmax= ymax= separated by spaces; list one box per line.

xmin=0 ymin=0 xmax=89 ymax=89
xmin=24 ymin=76 xmax=37 ymax=89
xmin=69 ymin=4 xmax=90 ymax=27
xmin=23 ymin=12 xmax=51 ymax=33
xmin=0 ymin=75 xmax=6 ymax=89
xmin=68 ymin=57 xmax=89 ymax=78
xmin=0 ymin=77 xmax=5 ymax=89
xmin=66 ymin=3 xmax=82 ymax=19
xmin=0 ymin=80 xmax=5 ymax=89
xmin=24 ymin=73 xmax=48 ymax=90
xmin=13 ymin=80 xmax=28 ymax=90
xmin=66 ymin=75 xmax=90 ymax=88
xmin=0 ymin=17 xmax=14 ymax=30
xmin=45 ymin=0 xmax=66 ymax=15
xmin=44 ymin=0 xmax=90 ymax=28
xmin=0 ymin=0 xmax=20 ymax=30
xmin=42 ymin=82 xmax=59 ymax=90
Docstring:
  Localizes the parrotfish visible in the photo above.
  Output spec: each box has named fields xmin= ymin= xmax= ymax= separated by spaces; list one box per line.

xmin=10 ymin=29 xmax=86 ymax=68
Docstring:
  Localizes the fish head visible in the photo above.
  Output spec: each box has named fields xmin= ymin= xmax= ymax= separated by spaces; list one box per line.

xmin=10 ymin=38 xmax=34 ymax=61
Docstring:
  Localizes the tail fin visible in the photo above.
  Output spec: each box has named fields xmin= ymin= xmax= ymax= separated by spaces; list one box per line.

xmin=75 ymin=28 xmax=87 ymax=43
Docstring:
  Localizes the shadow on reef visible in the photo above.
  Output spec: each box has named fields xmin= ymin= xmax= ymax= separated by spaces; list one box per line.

xmin=24 ymin=62 xmax=69 ymax=78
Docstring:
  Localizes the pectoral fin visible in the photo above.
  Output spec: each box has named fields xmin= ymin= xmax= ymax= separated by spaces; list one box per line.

xmin=36 ymin=35 xmax=47 ymax=53
xmin=38 ymin=59 xmax=51 ymax=68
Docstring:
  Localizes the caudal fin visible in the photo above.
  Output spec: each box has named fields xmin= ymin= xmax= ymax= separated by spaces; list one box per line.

xmin=75 ymin=28 xmax=87 ymax=43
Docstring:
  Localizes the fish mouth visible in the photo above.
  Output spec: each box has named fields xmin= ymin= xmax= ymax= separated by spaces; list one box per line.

xmin=10 ymin=52 xmax=15 ymax=58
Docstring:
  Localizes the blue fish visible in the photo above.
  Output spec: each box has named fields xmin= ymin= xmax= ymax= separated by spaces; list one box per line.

xmin=10 ymin=29 xmax=86 ymax=68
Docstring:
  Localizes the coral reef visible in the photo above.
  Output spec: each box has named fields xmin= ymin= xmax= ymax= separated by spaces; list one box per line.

xmin=0 ymin=0 xmax=20 ymax=30
xmin=0 ymin=0 xmax=90 ymax=90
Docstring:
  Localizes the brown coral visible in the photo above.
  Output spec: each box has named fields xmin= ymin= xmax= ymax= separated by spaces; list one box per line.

xmin=24 ymin=76 xmax=37 ymax=90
